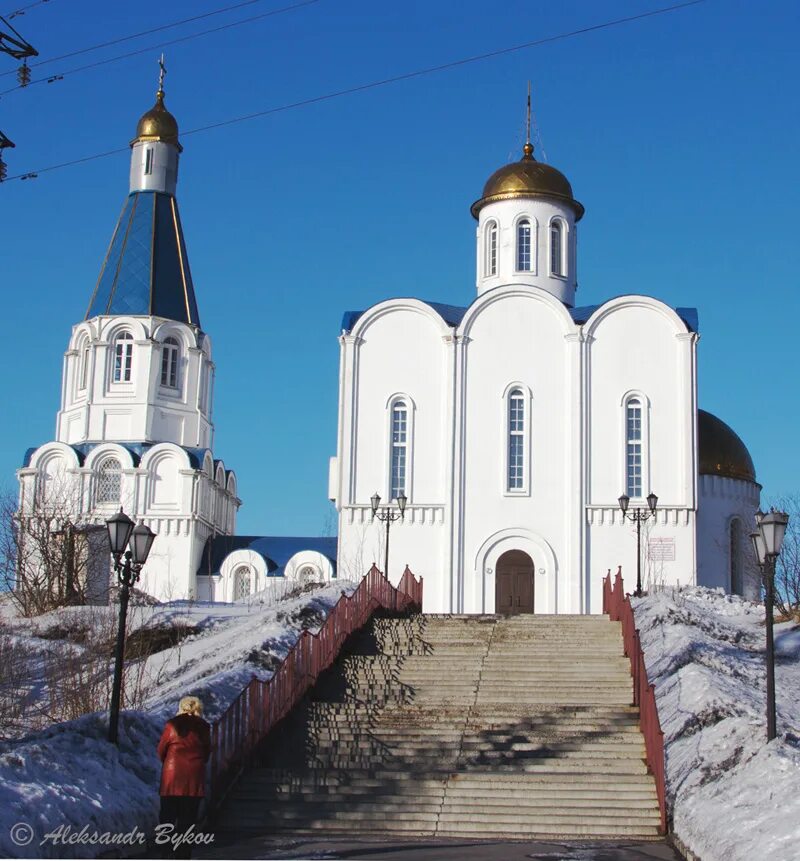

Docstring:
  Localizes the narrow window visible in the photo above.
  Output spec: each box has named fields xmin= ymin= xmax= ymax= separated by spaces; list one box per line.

xmin=730 ymin=519 xmax=744 ymax=595
xmin=516 ymin=219 xmax=532 ymax=271
xmin=626 ymin=398 xmax=643 ymax=497
xmin=160 ymin=337 xmax=180 ymax=388
xmin=144 ymin=148 xmax=153 ymax=175
xmin=486 ymin=221 xmax=498 ymax=276
xmin=113 ymin=333 xmax=133 ymax=383
xmin=96 ymin=458 xmax=122 ymax=504
xmin=550 ymin=220 xmax=564 ymax=277
xmin=508 ymin=389 xmax=525 ymax=490
xmin=79 ymin=343 xmax=90 ymax=390
xmin=391 ymin=401 xmax=407 ymax=500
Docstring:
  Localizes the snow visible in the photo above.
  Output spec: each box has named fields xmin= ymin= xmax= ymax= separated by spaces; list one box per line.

xmin=0 ymin=581 xmax=355 ymax=858
xmin=633 ymin=586 xmax=800 ymax=861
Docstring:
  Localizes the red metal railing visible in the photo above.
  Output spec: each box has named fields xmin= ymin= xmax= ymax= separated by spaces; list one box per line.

xmin=603 ymin=566 xmax=667 ymax=834
xmin=208 ymin=564 xmax=422 ymax=803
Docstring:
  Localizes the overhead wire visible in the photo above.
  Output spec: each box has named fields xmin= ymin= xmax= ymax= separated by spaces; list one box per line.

xmin=2 ymin=0 xmax=706 ymax=184
xmin=0 ymin=0 xmax=279 ymax=76
xmin=0 ymin=0 xmax=321 ymax=93
xmin=4 ymin=0 xmax=50 ymax=20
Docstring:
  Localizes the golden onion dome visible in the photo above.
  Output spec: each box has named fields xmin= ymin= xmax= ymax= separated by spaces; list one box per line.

xmin=131 ymin=90 xmax=181 ymax=149
xmin=471 ymin=142 xmax=584 ymax=220
xmin=698 ymin=409 xmax=757 ymax=484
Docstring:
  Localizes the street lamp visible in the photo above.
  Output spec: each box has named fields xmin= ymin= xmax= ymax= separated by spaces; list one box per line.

xmin=618 ymin=491 xmax=658 ymax=597
xmin=106 ymin=508 xmax=156 ymax=744
xmin=751 ymin=506 xmax=789 ymax=742
xmin=370 ymin=491 xmax=406 ymax=579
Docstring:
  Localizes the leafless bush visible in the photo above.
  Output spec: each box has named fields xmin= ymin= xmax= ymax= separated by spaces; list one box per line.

xmin=771 ymin=495 xmax=800 ymax=619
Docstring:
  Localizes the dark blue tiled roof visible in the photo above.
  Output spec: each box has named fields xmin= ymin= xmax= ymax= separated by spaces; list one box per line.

xmin=343 ymin=297 xmax=698 ymax=334
xmin=22 ymin=441 xmax=214 ymax=469
xmin=198 ymin=535 xmax=338 ymax=578
xmin=86 ymin=191 xmax=200 ymax=327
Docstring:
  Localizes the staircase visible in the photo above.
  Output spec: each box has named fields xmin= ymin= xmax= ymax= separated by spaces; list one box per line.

xmin=221 ymin=614 xmax=662 ymax=840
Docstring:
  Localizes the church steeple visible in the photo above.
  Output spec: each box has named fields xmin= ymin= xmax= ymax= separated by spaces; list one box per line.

xmin=85 ymin=59 xmax=200 ymax=327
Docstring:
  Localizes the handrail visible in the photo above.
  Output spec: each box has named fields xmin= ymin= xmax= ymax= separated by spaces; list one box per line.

xmin=603 ymin=566 xmax=667 ymax=834
xmin=208 ymin=564 xmax=422 ymax=804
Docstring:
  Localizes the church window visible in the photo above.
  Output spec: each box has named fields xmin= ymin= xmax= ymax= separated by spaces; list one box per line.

xmin=485 ymin=221 xmax=498 ymax=276
xmin=625 ymin=398 xmax=643 ymax=497
xmin=233 ymin=565 xmax=252 ymax=601
xmin=96 ymin=457 xmax=122 ymax=505
xmin=507 ymin=388 xmax=525 ymax=490
xmin=391 ymin=401 xmax=408 ymax=500
xmin=79 ymin=342 xmax=90 ymax=391
xmin=550 ymin=219 xmax=564 ymax=277
xmin=113 ymin=333 xmax=133 ymax=383
xmin=160 ymin=337 xmax=180 ymax=388
xmin=144 ymin=148 xmax=153 ymax=175
xmin=516 ymin=219 xmax=532 ymax=271
xmin=730 ymin=518 xmax=744 ymax=595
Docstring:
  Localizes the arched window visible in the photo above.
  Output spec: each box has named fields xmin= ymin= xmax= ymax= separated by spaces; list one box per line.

xmin=550 ymin=220 xmax=564 ymax=277
xmin=391 ymin=401 xmax=408 ymax=500
xmin=112 ymin=332 xmax=134 ymax=383
xmin=516 ymin=219 xmax=532 ymax=272
xmin=730 ymin=518 xmax=744 ymax=596
xmin=160 ymin=337 xmax=180 ymax=388
xmin=96 ymin=457 xmax=122 ymax=504
xmin=507 ymin=388 xmax=525 ymax=491
xmin=625 ymin=398 xmax=643 ymax=498
xmin=233 ymin=565 xmax=252 ymax=601
xmin=299 ymin=565 xmax=318 ymax=583
xmin=77 ymin=340 xmax=90 ymax=391
xmin=485 ymin=221 xmax=498 ymax=277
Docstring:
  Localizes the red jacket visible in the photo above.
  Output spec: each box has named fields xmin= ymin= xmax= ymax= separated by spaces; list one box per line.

xmin=157 ymin=714 xmax=211 ymax=797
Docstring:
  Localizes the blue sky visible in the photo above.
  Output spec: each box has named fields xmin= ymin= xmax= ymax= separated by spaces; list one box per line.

xmin=1 ymin=0 xmax=798 ymax=535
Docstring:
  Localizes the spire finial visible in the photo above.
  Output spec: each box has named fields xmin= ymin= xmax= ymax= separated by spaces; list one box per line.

xmin=157 ymin=53 xmax=166 ymax=101
xmin=523 ymin=81 xmax=534 ymax=159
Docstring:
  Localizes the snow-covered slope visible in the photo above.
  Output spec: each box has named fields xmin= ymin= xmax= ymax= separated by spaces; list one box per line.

xmin=634 ymin=587 xmax=800 ymax=861
xmin=0 ymin=582 xmax=355 ymax=858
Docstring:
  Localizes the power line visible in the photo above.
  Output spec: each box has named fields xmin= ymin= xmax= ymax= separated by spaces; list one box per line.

xmin=4 ymin=0 xmax=50 ymax=20
xmin=0 ymin=0 xmax=275 ymax=77
xmin=2 ymin=0 xmax=706 ymax=185
xmin=0 ymin=0 xmax=321 ymax=94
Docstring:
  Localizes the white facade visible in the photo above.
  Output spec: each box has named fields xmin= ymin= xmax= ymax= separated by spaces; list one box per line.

xmin=332 ymin=144 xmax=761 ymax=614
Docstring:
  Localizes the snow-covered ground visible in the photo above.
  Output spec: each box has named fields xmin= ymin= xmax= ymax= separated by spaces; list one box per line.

xmin=0 ymin=581 xmax=355 ymax=859
xmin=634 ymin=586 xmax=800 ymax=861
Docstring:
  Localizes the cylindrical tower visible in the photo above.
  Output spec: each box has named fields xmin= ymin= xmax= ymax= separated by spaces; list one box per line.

xmin=129 ymin=85 xmax=182 ymax=195
xmin=471 ymin=141 xmax=584 ymax=306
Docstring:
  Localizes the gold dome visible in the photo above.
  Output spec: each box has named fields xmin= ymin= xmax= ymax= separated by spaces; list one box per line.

xmin=131 ymin=90 xmax=181 ymax=149
xmin=471 ymin=142 xmax=584 ymax=220
xmin=699 ymin=409 xmax=757 ymax=483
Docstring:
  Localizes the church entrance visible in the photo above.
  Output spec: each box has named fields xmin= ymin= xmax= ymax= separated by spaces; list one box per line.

xmin=495 ymin=549 xmax=534 ymax=614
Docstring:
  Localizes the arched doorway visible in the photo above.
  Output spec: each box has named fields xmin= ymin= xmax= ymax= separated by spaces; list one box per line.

xmin=496 ymin=549 xmax=534 ymax=614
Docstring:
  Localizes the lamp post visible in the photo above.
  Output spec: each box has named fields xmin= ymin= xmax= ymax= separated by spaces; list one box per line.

xmin=106 ymin=508 xmax=155 ymax=744
xmin=618 ymin=492 xmax=658 ymax=598
xmin=750 ymin=506 xmax=789 ymax=742
xmin=370 ymin=491 xmax=406 ymax=579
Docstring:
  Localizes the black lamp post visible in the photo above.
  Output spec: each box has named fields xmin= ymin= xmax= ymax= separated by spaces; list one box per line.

xmin=106 ymin=508 xmax=155 ymax=744
xmin=750 ymin=506 xmax=789 ymax=742
xmin=618 ymin=491 xmax=658 ymax=598
xmin=370 ymin=491 xmax=406 ymax=579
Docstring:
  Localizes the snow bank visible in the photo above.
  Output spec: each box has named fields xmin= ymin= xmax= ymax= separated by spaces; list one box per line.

xmin=0 ymin=581 xmax=355 ymax=858
xmin=634 ymin=587 xmax=800 ymax=861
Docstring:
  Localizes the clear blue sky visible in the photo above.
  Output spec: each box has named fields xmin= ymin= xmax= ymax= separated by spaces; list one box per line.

xmin=1 ymin=0 xmax=798 ymax=535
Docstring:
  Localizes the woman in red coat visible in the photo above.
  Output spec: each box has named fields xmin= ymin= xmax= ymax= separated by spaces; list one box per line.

xmin=157 ymin=696 xmax=211 ymax=857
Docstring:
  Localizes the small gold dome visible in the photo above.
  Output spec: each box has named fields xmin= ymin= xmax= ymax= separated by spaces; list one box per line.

xmin=131 ymin=91 xmax=181 ymax=149
xmin=698 ymin=409 xmax=757 ymax=483
xmin=471 ymin=143 xmax=584 ymax=220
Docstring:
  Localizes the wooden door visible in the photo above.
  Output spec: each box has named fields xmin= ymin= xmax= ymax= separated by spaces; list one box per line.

xmin=495 ymin=549 xmax=534 ymax=615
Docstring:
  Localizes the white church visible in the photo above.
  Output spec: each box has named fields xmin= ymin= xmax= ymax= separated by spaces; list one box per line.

xmin=18 ymin=74 xmax=760 ymax=612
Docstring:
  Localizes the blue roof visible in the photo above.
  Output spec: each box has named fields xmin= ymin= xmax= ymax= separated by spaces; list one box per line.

xmin=85 ymin=191 xmax=200 ymax=327
xmin=22 ymin=441 xmax=215 ymax=470
xmin=342 ymin=297 xmax=698 ymax=334
xmin=198 ymin=535 xmax=338 ymax=578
